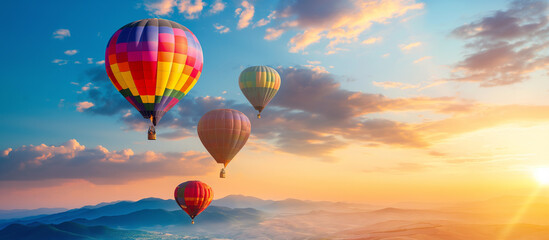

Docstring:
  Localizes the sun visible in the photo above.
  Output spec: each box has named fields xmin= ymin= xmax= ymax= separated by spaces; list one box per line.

xmin=533 ymin=167 xmax=549 ymax=185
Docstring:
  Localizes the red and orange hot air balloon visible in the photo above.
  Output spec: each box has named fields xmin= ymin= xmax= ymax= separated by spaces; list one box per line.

xmin=105 ymin=18 xmax=203 ymax=140
xmin=174 ymin=180 xmax=213 ymax=224
xmin=197 ymin=109 xmax=251 ymax=178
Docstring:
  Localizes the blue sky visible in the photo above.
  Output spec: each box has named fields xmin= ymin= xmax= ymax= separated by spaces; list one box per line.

xmin=0 ymin=0 xmax=504 ymax=150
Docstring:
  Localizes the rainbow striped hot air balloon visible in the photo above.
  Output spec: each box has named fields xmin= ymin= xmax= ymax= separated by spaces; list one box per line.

xmin=105 ymin=18 xmax=203 ymax=140
xmin=174 ymin=181 xmax=213 ymax=224
xmin=197 ymin=109 xmax=251 ymax=178
xmin=239 ymin=66 xmax=281 ymax=118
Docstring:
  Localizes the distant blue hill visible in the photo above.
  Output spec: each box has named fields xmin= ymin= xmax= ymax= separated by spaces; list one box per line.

xmin=0 ymin=198 xmax=179 ymax=228
xmin=211 ymin=194 xmax=275 ymax=209
xmin=0 ymin=195 xmax=372 ymax=231
xmin=72 ymin=207 xmax=263 ymax=229
xmin=0 ymin=208 xmax=68 ymax=220
xmin=212 ymin=195 xmax=375 ymax=213
xmin=0 ymin=221 xmax=187 ymax=240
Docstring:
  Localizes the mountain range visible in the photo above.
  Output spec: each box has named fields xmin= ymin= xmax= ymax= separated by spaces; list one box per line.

xmin=2 ymin=195 xmax=549 ymax=239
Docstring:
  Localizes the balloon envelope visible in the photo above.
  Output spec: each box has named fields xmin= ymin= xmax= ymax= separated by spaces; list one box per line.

xmin=174 ymin=180 xmax=213 ymax=223
xmin=197 ymin=109 xmax=251 ymax=167
xmin=105 ymin=18 xmax=203 ymax=125
xmin=239 ymin=66 xmax=281 ymax=117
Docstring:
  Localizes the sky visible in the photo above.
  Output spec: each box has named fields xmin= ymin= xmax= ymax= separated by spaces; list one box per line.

xmin=2 ymin=0 xmax=549 ymax=209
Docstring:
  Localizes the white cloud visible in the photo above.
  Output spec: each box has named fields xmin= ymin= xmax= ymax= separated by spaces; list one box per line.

xmin=265 ymin=28 xmax=284 ymax=40
xmin=303 ymin=61 xmax=328 ymax=73
xmin=213 ymin=23 xmax=230 ymax=34
xmin=52 ymin=59 xmax=68 ymax=65
xmin=0 ymin=139 xmax=214 ymax=183
xmin=76 ymin=101 xmax=95 ymax=112
xmin=58 ymin=99 xmax=65 ymax=108
xmin=87 ymin=58 xmax=94 ymax=64
xmin=324 ymin=47 xmax=348 ymax=55
xmin=2 ymin=148 xmax=11 ymax=157
xmin=303 ymin=65 xmax=328 ymax=73
xmin=64 ymin=50 xmax=78 ymax=56
xmin=413 ymin=56 xmax=432 ymax=64
xmin=145 ymin=0 xmax=176 ymax=15
xmin=81 ymin=83 xmax=92 ymax=92
xmin=362 ymin=37 xmax=382 ymax=45
xmin=269 ymin=0 xmax=423 ymax=53
xmin=373 ymin=81 xmax=419 ymax=89
xmin=53 ymin=29 xmax=70 ymax=39
xmin=178 ymin=0 xmax=205 ymax=19
xmin=236 ymin=1 xmax=255 ymax=29
xmin=399 ymin=41 xmax=422 ymax=51
xmin=144 ymin=0 xmax=205 ymax=18
xmin=255 ymin=10 xmax=276 ymax=27
xmin=123 ymin=110 xmax=133 ymax=118
xmin=209 ymin=0 xmax=225 ymax=14
xmin=96 ymin=60 xmax=105 ymax=65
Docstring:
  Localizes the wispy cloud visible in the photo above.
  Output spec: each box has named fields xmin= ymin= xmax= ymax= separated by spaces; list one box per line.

xmin=213 ymin=23 xmax=230 ymax=34
xmin=76 ymin=67 xmax=131 ymax=115
xmin=0 ymin=139 xmax=213 ymax=184
xmin=265 ymin=28 xmax=284 ymax=40
xmin=399 ymin=41 xmax=421 ymax=51
xmin=178 ymin=0 xmax=205 ymax=19
xmin=144 ymin=0 xmax=176 ymax=15
xmin=76 ymin=101 xmax=95 ymax=112
xmin=373 ymin=81 xmax=419 ymax=89
xmin=64 ymin=50 xmax=78 ymax=56
xmin=362 ymin=37 xmax=382 ymax=45
xmin=303 ymin=65 xmax=328 ymax=73
xmin=449 ymin=0 xmax=549 ymax=87
xmin=413 ymin=56 xmax=432 ymax=63
xmin=52 ymin=59 xmax=68 ymax=65
xmin=255 ymin=10 xmax=276 ymax=27
xmin=80 ymin=83 xmax=92 ymax=92
xmin=236 ymin=0 xmax=255 ymax=29
xmin=144 ymin=0 xmax=205 ymax=18
xmin=53 ymin=29 xmax=70 ymax=39
xmin=303 ymin=61 xmax=328 ymax=73
xmin=209 ymin=0 xmax=225 ymax=14
xmin=268 ymin=0 xmax=423 ymax=53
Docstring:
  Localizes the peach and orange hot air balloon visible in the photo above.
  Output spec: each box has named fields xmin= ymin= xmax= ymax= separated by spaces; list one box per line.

xmin=197 ymin=109 xmax=251 ymax=178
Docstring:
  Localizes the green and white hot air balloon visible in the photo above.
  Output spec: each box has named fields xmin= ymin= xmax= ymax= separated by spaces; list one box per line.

xmin=238 ymin=66 xmax=281 ymax=118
